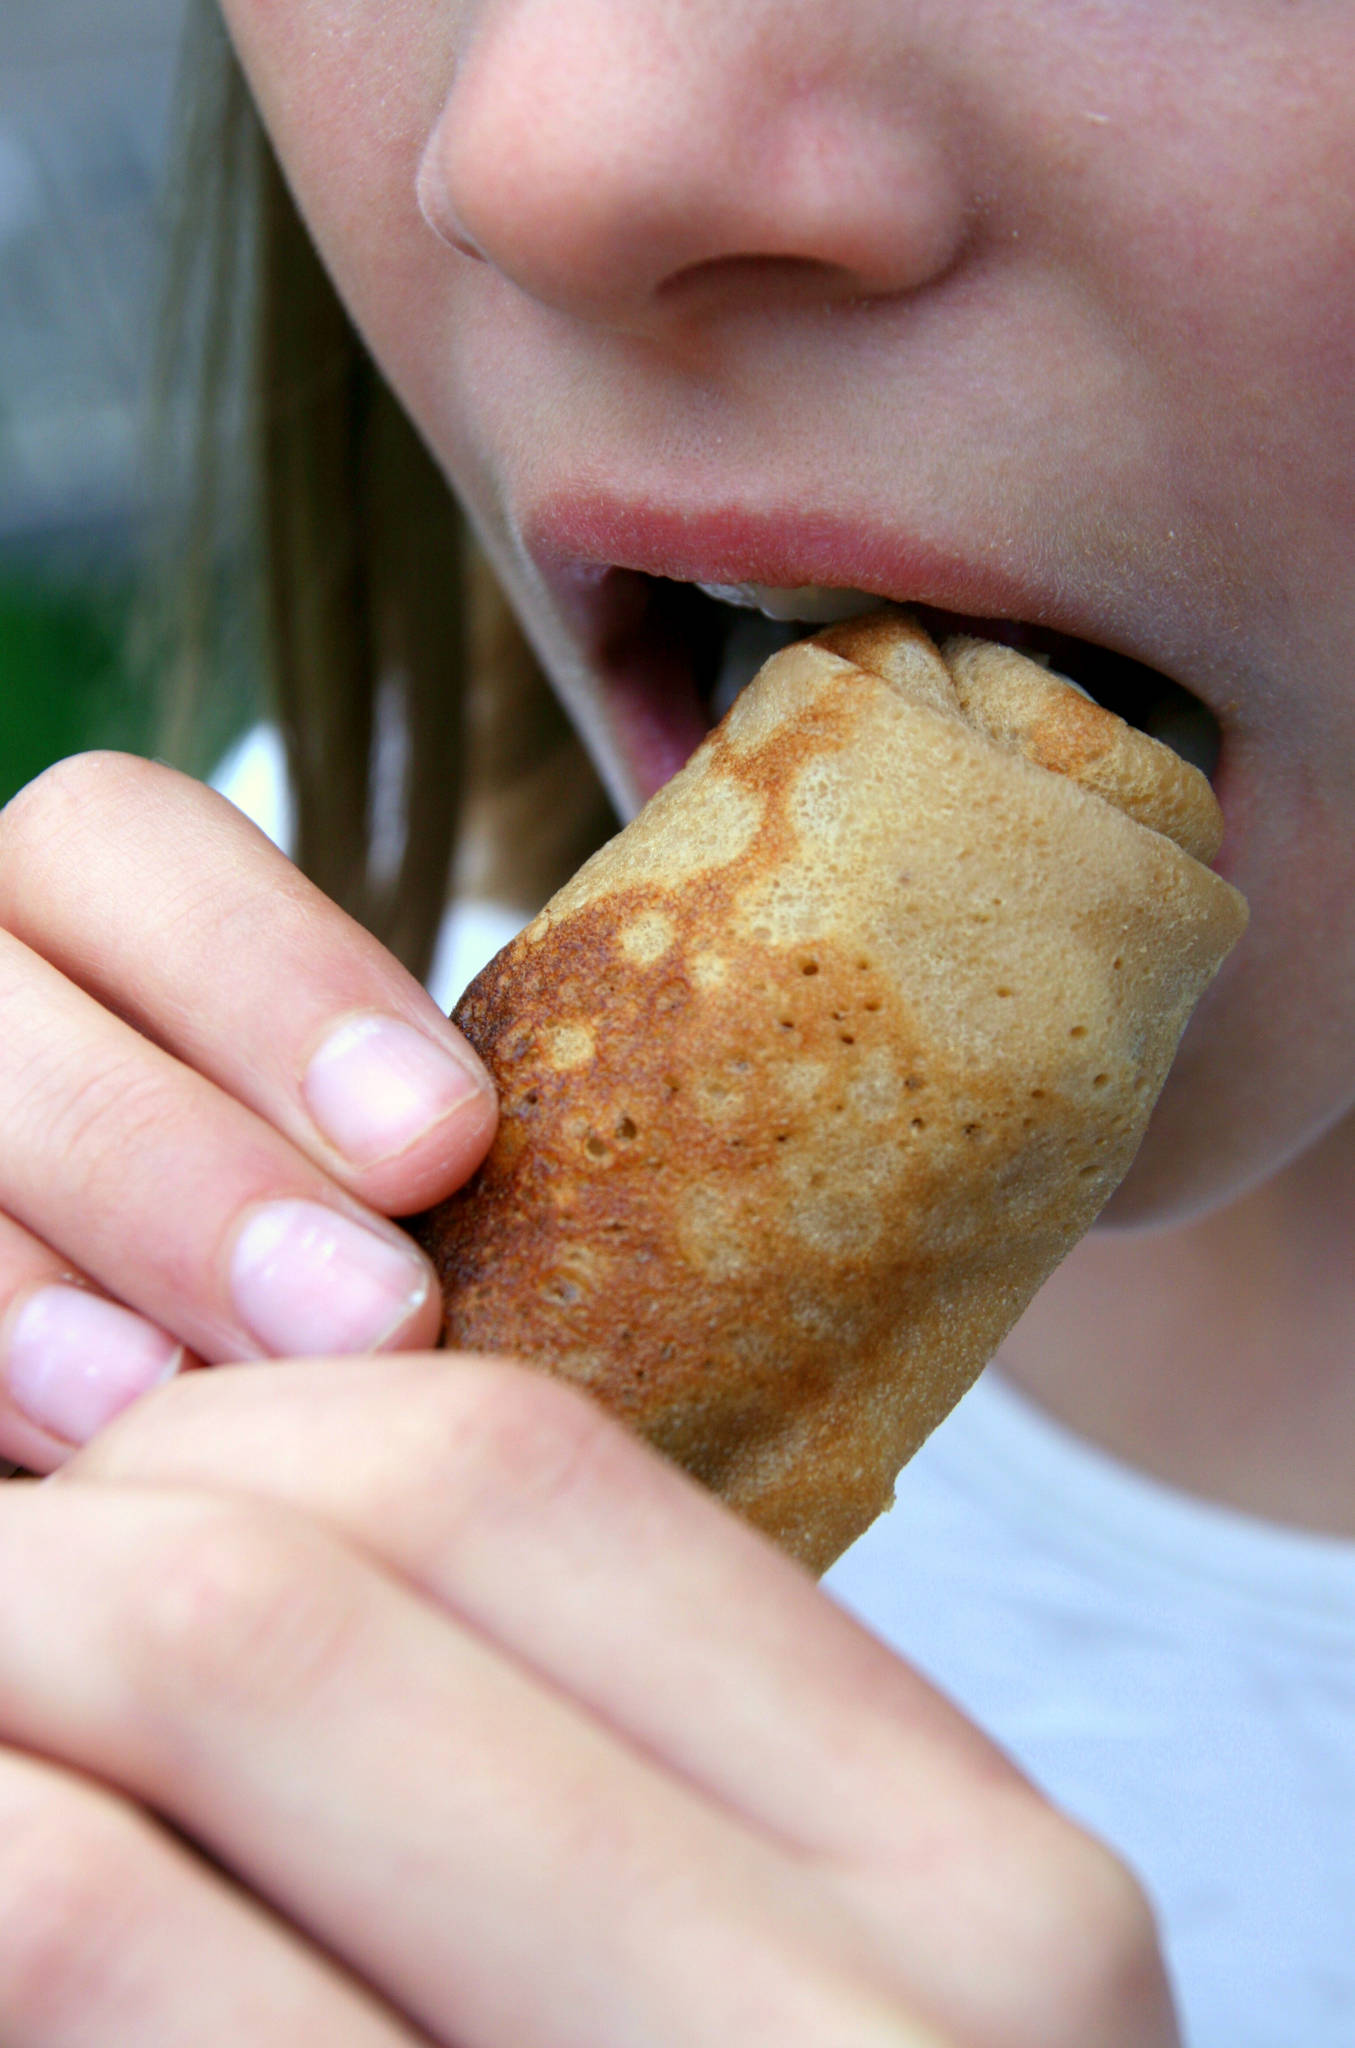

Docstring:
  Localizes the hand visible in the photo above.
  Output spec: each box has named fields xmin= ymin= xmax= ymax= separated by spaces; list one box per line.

xmin=0 ymin=1356 xmax=1178 ymax=2047
xmin=0 ymin=752 xmax=496 ymax=1469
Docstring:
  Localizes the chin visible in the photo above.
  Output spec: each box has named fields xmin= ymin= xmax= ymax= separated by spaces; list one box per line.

xmin=1097 ymin=1077 xmax=1280 ymax=1233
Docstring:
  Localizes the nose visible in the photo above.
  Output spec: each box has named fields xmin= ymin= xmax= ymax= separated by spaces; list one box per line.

xmin=417 ymin=0 xmax=972 ymax=331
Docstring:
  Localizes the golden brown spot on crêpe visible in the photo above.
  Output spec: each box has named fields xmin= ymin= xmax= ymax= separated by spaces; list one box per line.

xmin=545 ymin=1023 xmax=595 ymax=1070
xmin=619 ymin=910 xmax=675 ymax=965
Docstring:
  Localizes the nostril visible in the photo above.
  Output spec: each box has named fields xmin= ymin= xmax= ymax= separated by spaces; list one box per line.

xmin=656 ymin=251 xmax=874 ymax=312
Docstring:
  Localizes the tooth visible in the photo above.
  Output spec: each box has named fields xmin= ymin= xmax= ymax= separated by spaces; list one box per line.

xmin=695 ymin=582 xmax=882 ymax=625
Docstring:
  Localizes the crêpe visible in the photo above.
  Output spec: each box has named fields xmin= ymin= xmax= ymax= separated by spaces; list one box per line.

xmin=413 ymin=613 xmax=1247 ymax=1573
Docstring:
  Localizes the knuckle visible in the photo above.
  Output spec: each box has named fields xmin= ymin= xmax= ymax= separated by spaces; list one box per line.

xmin=46 ymin=1048 xmax=176 ymax=1169
xmin=418 ymin=1355 xmax=634 ymax=1532
xmin=0 ymin=1766 xmax=155 ymax=2036
xmin=1069 ymin=1847 xmax=1171 ymax=2025
xmin=12 ymin=1041 xmax=198 ymax=1224
xmin=0 ymin=751 xmax=152 ymax=872
xmin=124 ymin=1501 xmax=363 ymax=1725
xmin=1020 ymin=1820 xmax=1173 ymax=2038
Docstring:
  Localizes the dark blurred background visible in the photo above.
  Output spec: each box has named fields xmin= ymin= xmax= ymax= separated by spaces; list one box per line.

xmin=0 ymin=0 xmax=236 ymax=804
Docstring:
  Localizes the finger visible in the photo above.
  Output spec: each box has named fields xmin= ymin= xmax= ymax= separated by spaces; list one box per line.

xmin=0 ymin=1746 xmax=427 ymax=2048
xmin=62 ymin=1366 xmax=1178 ymax=2048
xmin=0 ymin=1204 xmax=193 ymax=1469
xmin=0 ymin=1483 xmax=950 ymax=2048
xmin=0 ymin=754 xmax=496 ymax=1216
xmin=0 ymin=930 xmax=439 ymax=1363
xmin=67 ymin=1356 xmax=1027 ymax=1861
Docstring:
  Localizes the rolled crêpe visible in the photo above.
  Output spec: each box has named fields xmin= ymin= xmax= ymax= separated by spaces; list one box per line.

xmin=413 ymin=613 xmax=1247 ymax=1573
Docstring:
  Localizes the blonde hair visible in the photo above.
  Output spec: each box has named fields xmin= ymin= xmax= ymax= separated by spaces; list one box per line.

xmin=155 ymin=0 xmax=615 ymax=982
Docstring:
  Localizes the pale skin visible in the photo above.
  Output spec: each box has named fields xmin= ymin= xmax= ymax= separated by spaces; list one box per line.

xmin=0 ymin=0 xmax=1349 ymax=2037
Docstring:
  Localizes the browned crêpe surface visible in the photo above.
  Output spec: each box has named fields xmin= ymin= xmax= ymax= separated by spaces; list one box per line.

xmin=413 ymin=614 xmax=1247 ymax=1574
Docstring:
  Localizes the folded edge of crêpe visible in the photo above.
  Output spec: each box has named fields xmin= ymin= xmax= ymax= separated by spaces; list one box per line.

xmin=414 ymin=613 xmax=1248 ymax=1573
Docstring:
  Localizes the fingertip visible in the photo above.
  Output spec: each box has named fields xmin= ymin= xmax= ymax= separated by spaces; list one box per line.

xmin=227 ymin=1201 xmax=440 ymax=1360
xmin=377 ymin=1264 xmax=447 ymax=1355
xmin=0 ymin=1418 xmax=68 ymax=1478
xmin=0 ymin=1288 xmax=190 ymax=1474
xmin=302 ymin=1011 xmax=498 ymax=1206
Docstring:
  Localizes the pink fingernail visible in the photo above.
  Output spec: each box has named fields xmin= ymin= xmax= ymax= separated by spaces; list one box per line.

xmin=230 ymin=1200 xmax=430 ymax=1356
xmin=304 ymin=1014 xmax=490 ymax=1168
xmin=6 ymin=1287 xmax=183 ymax=1445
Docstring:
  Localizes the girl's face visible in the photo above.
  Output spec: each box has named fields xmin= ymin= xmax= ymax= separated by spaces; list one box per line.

xmin=222 ymin=0 xmax=1355 ymax=1226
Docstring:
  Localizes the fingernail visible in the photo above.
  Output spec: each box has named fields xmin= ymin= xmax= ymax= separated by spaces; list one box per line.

xmin=6 ymin=1287 xmax=183 ymax=1446
xmin=303 ymin=1013 xmax=491 ymax=1168
xmin=230 ymin=1200 xmax=430 ymax=1356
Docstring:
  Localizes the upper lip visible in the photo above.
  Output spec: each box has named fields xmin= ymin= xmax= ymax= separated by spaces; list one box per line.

xmin=524 ymin=491 xmax=1163 ymax=678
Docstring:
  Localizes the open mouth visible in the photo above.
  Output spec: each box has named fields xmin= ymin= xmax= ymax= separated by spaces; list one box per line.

xmin=589 ymin=571 xmax=1223 ymax=787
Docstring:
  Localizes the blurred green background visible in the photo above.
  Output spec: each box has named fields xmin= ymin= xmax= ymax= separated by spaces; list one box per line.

xmin=0 ymin=565 xmax=153 ymax=804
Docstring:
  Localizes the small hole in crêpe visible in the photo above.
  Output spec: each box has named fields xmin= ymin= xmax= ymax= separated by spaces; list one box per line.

xmin=1069 ymin=1024 xmax=1088 ymax=1039
xmin=832 ymin=1101 xmax=845 ymax=1114
xmin=800 ymin=959 xmax=820 ymax=976
xmin=864 ymin=998 xmax=882 ymax=1013
xmin=996 ymin=987 xmax=1013 ymax=999
xmin=910 ymin=1117 xmax=927 ymax=1132
xmin=585 ymin=1135 xmax=608 ymax=1159
xmin=602 ymin=1220 xmax=627 ymax=1234
xmin=856 ymin=957 xmax=873 ymax=971
xmin=664 ymin=1075 xmax=681 ymax=1094
xmin=1113 ymin=956 xmax=1124 ymax=971
xmin=963 ymin=1122 xmax=984 ymax=1139
xmin=616 ymin=1116 xmax=638 ymax=1140
xmin=905 ymin=1075 xmax=923 ymax=1091
xmin=1092 ymin=1074 xmax=1109 ymax=1090
xmin=523 ymin=1089 xmax=540 ymax=1106
xmin=776 ymin=1132 xmax=790 ymax=1143
xmin=1022 ymin=1115 xmax=1035 ymax=1128
xmin=831 ymin=1010 xmax=846 ymax=1022
xmin=1079 ymin=1163 xmax=1100 ymax=1178
xmin=839 ymin=1032 xmax=856 ymax=1045
xmin=780 ymin=1018 xmax=795 ymax=1031
xmin=1030 ymin=1087 xmax=1047 ymax=1100
xmin=542 ymin=1278 xmax=581 ymax=1305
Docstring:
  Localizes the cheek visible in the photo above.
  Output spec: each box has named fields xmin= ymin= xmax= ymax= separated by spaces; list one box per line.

xmin=219 ymin=0 xmax=497 ymax=479
xmin=1081 ymin=19 xmax=1355 ymax=561
xmin=220 ymin=1 xmax=449 ymax=332
xmin=1111 ymin=733 xmax=1355 ymax=1226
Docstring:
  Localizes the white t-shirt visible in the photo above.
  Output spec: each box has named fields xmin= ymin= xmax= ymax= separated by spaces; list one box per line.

xmin=827 ymin=1375 xmax=1355 ymax=2048
xmin=215 ymin=729 xmax=1355 ymax=2047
